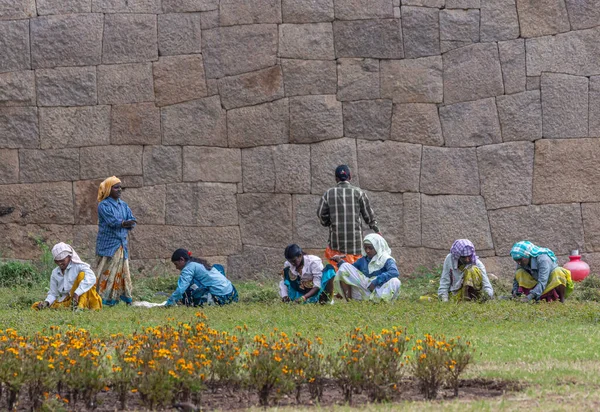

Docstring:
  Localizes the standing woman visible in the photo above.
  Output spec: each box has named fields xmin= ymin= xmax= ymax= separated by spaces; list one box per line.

xmin=95 ymin=176 xmax=136 ymax=306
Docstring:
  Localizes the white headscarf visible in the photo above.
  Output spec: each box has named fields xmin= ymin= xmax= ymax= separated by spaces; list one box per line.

xmin=363 ymin=233 xmax=395 ymax=273
xmin=51 ymin=242 xmax=89 ymax=267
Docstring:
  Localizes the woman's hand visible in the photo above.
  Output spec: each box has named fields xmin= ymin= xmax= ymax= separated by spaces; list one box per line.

xmin=37 ymin=301 xmax=50 ymax=310
xmin=281 ymin=296 xmax=291 ymax=303
xmin=331 ymin=255 xmax=346 ymax=263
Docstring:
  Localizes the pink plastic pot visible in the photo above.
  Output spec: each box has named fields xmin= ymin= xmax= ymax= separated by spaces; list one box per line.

xmin=563 ymin=251 xmax=590 ymax=282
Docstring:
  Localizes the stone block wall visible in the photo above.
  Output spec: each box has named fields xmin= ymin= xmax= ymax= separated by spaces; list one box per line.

xmin=2 ymin=0 xmax=600 ymax=280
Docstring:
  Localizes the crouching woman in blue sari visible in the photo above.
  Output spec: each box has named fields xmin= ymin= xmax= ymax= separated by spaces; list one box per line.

xmin=279 ymin=244 xmax=336 ymax=304
xmin=166 ymin=248 xmax=238 ymax=307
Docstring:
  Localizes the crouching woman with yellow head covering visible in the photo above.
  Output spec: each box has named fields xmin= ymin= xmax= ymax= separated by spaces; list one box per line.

xmin=33 ymin=243 xmax=102 ymax=310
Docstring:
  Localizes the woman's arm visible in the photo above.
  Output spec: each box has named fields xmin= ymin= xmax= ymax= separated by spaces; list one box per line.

xmin=166 ymin=266 xmax=195 ymax=306
xmin=529 ymin=257 xmax=551 ymax=300
xmin=98 ymin=202 xmax=124 ymax=229
xmin=370 ymin=259 xmax=399 ymax=288
xmin=438 ymin=255 xmax=452 ymax=301
xmin=73 ymin=265 xmax=97 ymax=297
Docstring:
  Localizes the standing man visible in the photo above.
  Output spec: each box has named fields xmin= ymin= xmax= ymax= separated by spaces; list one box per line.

xmin=317 ymin=165 xmax=380 ymax=269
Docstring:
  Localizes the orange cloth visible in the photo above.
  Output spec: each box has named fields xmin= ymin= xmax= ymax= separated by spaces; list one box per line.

xmin=325 ymin=246 xmax=362 ymax=271
xmin=97 ymin=176 xmax=121 ymax=202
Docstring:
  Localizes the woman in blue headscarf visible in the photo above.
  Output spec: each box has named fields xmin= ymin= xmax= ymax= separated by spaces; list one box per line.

xmin=510 ymin=241 xmax=574 ymax=303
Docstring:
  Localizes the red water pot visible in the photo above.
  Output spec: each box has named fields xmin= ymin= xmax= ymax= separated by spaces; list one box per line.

xmin=563 ymin=251 xmax=590 ymax=282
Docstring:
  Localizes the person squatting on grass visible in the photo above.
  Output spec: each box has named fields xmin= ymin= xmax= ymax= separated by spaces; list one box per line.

xmin=331 ymin=233 xmax=401 ymax=301
xmin=95 ymin=176 xmax=136 ymax=306
xmin=510 ymin=241 xmax=574 ymax=303
xmin=438 ymin=239 xmax=494 ymax=302
xmin=279 ymin=244 xmax=336 ymax=304
xmin=33 ymin=242 xmax=102 ymax=310
xmin=166 ymin=248 xmax=239 ymax=307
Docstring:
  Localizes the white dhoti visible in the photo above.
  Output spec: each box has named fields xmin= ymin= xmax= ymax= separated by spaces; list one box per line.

xmin=334 ymin=262 xmax=401 ymax=302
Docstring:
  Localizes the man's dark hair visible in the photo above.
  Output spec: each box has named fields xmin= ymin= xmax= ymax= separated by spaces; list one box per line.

xmin=335 ymin=164 xmax=351 ymax=181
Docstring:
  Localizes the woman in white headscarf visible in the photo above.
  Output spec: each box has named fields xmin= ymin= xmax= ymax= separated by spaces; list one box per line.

xmin=32 ymin=242 xmax=102 ymax=310
xmin=331 ymin=234 xmax=401 ymax=301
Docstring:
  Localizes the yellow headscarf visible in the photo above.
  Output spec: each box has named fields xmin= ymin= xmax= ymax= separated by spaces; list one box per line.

xmin=97 ymin=176 xmax=121 ymax=202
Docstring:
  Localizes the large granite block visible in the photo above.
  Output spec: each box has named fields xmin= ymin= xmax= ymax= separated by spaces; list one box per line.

xmin=380 ymin=56 xmax=443 ymax=103
xmin=290 ymin=95 xmax=343 ymax=144
xmin=279 ymin=23 xmax=334 ymax=60
xmin=19 ymin=149 xmax=79 ymax=183
xmin=0 ymin=107 xmax=38 ymax=148
xmin=162 ymin=0 xmax=218 ymax=12
xmin=498 ymin=39 xmax=526 ymax=95
xmin=0 ymin=224 xmax=73 ymax=260
xmin=403 ymin=192 xmax=421 ymax=247
xmin=111 ymin=103 xmax=160 ymax=145
xmin=161 ymin=96 xmax=227 ymax=146
xmin=334 ymin=0 xmax=393 ymax=20
xmin=166 ymin=182 xmax=238 ymax=226
xmin=228 ymin=99 xmax=289 ymax=148
xmin=420 ymin=147 xmax=479 ymax=195
xmin=343 ymin=99 xmax=392 ymax=140
xmin=80 ymin=145 xmax=143 ymax=179
xmin=273 ymin=145 xmax=311 ymax=194
xmin=582 ymin=203 xmax=600 ymax=251
xmin=0 ymin=70 xmax=35 ymax=106
xmin=227 ymin=245 xmax=281 ymax=279
xmin=439 ymin=98 xmax=502 ymax=147
xmin=73 ymin=179 xmax=102 ymax=224
xmin=153 ymin=55 xmax=207 ymax=107
xmin=443 ymin=43 xmax=504 ymax=104
xmin=439 ymin=9 xmax=479 ymax=52
xmin=421 ymin=194 xmax=493 ymax=250
xmin=40 ymin=106 xmax=110 ymax=149
xmin=402 ymin=6 xmax=439 ymax=58
xmin=0 ymin=0 xmax=35 ymax=19
xmin=122 ymin=185 xmax=166 ymax=225
xmin=517 ymin=0 xmax=570 ymax=38
xmin=91 ymin=0 xmax=160 ymax=13
xmin=143 ymin=146 xmax=182 ymax=186
xmin=238 ymin=193 xmax=293 ymax=247
xmin=220 ymin=0 xmax=281 ymax=26
xmin=565 ymin=0 xmax=600 ymax=30
xmin=183 ymin=147 xmax=242 ymax=182
xmin=242 ymin=146 xmax=276 ymax=192
xmin=480 ymin=0 xmax=519 ymax=42
xmin=364 ymin=190 xmax=403 ymax=247
xmin=333 ymin=19 xmax=403 ymax=59
xmin=357 ymin=140 xmax=421 ymax=192
xmin=97 ymin=63 xmax=154 ymax=104
xmin=0 ymin=20 xmax=30 ymax=72
xmin=590 ymin=76 xmax=600 ymax=137
xmin=158 ymin=13 xmax=202 ymax=56
xmin=336 ymin=58 xmax=379 ymax=101
xmin=292 ymin=195 xmax=328 ymax=249
xmin=541 ymin=73 xmax=588 ymax=139
xmin=35 ymin=66 xmax=97 ymax=107
xmin=102 ymin=13 xmax=157 ymax=64
xmin=477 ymin=142 xmax=534 ymax=210
xmin=310 ymin=138 xmax=358 ymax=195
xmin=398 ymin=247 xmax=450 ymax=277
xmin=38 ymin=0 xmax=89 ymax=14
xmin=496 ymin=90 xmax=542 ymax=142
xmin=488 ymin=204 xmax=584 ymax=256
xmin=281 ymin=59 xmax=337 ymax=96
xmin=391 ymin=103 xmax=443 ymax=146
xmin=202 ymin=25 xmax=278 ymax=79
xmin=0 ymin=149 xmax=18 ymax=184
xmin=218 ymin=65 xmax=284 ymax=110
xmin=30 ymin=14 xmax=102 ymax=68
xmin=282 ymin=0 xmax=334 ymax=23
xmin=0 ymin=182 xmax=74 ymax=224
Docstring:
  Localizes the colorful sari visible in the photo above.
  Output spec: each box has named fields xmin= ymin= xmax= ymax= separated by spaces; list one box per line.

xmin=515 ymin=267 xmax=574 ymax=302
xmin=334 ymin=262 xmax=400 ymax=302
xmin=325 ymin=246 xmax=362 ymax=271
xmin=452 ymin=265 xmax=487 ymax=301
xmin=282 ymin=264 xmax=336 ymax=303
xmin=96 ymin=246 xmax=133 ymax=306
xmin=33 ymin=272 xmax=102 ymax=310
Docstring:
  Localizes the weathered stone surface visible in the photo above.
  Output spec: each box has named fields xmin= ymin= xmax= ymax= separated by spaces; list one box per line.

xmin=111 ymin=103 xmax=160 ymax=145
xmin=541 ymin=73 xmax=588 ymax=139
xmin=153 ymin=55 xmax=207 ymax=107
xmin=533 ymin=139 xmax=600 ymax=203
xmin=439 ymin=9 xmax=479 ymax=52
xmin=19 ymin=149 xmax=79 ymax=183
xmin=120 ymin=176 xmax=143 ymax=188
xmin=80 ymin=145 xmax=143 ymax=179
xmin=131 ymin=225 xmax=241 ymax=259
xmin=480 ymin=0 xmax=519 ymax=42
xmin=477 ymin=142 xmax=533 ymax=210
xmin=0 ymin=70 xmax=34 ymax=106
xmin=120 ymin=185 xmax=165 ymax=225
xmin=158 ymin=13 xmax=202 ymax=56
xmin=97 ymin=63 xmax=154 ymax=104
xmin=38 ymin=0 xmax=91 ymax=14
xmin=227 ymin=99 xmax=289 ymax=148
xmin=357 ymin=140 xmax=421 ymax=192
xmin=282 ymin=0 xmax=333 ymax=22
xmin=403 ymin=192 xmax=421 ymax=247
xmin=498 ymin=39 xmax=526 ymax=95
xmin=489 ymin=204 xmax=584 ymax=256
xmin=496 ymin=90 xmax=542 ymax=142
xmin=0 ymin=182 xmax=74 ymax=224
xmin=279 ymin=23 xmax=334 ymax=60
xmin=242 ymin=146 xmax=276 ymax=192
xmin=402 ymin=6 xmax=439 ymax=58
xmin=200 ymin=12 xmax=218 ymax=29
xmin=526 ymin=76 xmax=540 ymax=90
xmin=590 ymin=76 xmax=600 ymax=137
xmin=0 ymin=150 xmax=18 ymax=184
xmin=36 ymin=66 xmax=97 ymax=107
xmin=218 ymin=66 xmax=285 ymax=110
xmin=102 ymin=14 xmax=157 ymax=64
xmin=334 ymin=0 xmax=393 ymax=20
xmin=517 ymin=0 xmax=570 ymax=38
xmin=143 ymin=146 xmax=182 ymax=186
xmin=582 ymin=203 xmax=600 ymax=251
xmin=40 ymin=106 xmax=110 ymax=149
xmin=273 ymin=145 xmax=311 ymax=194
xmin=162 ymin=0 xmax=217 ymax=12
xmin=161 ymin=96 xmax=227 ymax=146
xmin=183 ymin=147 xmax=242 ymax=182
xmin=391 ymin=103 xmax=443 ymax=146
xmin=166 ymin=182 xmax=237 ymax=226
xmin=238 ymin=193 xmax=292 ymax=247
xmin=526 ymin=27 xmax=600 ymax=77
xmin=290 ymin=95 xmax=343 ymax=143
xmin=439 ymin=98 xmax=502 ymax=147
xmin=420 ymin=147 xmax=479 ymax=195
xmin=446 ymin=0 xmax=480 ymax=8
xmin=343 ymin=99 xmax=392 ymax=140
xmin=0 ymin=0 xmax=35 ymax=19
xmin=220 ymin=0 xmax=281 ymax=26
xmin=310 ymin=138 xmax=358 ymax=195
xmin=31 ymin=14 xmax=103 ymax=68
xmin=92 ymin=0 xmax=160 ymax=13
xmin=0 ymin=107 xmax=38 ymax=148
xmin=227 ymin=245 xmax=281 ymax=279
xmin=363 ymin=190 xmax=403 ymax=246
xmin=202 ymin=25 xmax=278 ymax=79
xmin=565 ymin=0 xmax=600 ymax=30
xmin=398 ymin=247 xmax=449 ymax=276
xmin=292 ymin=195 xmax=328 ymax=249
xmin=0 ymin=224 xmax=73 ymax=260
xmin=421 ymin=195 xmax=493 ymax=250
xmin=443 ymin=43 xmax=504 ymax=104
xmin=380 ymin=56 xmax=443 ymax=103
xmin=333 ymin=19 xmax=403 ymax=59
xmin=0 ymin=20 xmax=30 ymax=72
xmin=281 ymin=59 xmax=337 ymax=96
xmin=336 ymin=58 xmax=379 ymax=101
xmin=73 ymin=179 xmax=102 ymax=224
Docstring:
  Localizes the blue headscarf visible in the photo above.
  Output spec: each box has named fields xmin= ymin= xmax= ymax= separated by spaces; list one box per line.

xmin=510 ymin=241 xmax=557 ymax=263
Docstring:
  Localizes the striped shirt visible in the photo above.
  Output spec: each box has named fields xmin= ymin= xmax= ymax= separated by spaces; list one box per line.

xmin=317 ymin=181 xmax=379 ymax=255
xmin=96 ymin=197 xmax=136 ymax=259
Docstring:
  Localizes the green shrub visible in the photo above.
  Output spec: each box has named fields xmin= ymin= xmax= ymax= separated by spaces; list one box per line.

xmin=0 ymin=261 xmax=45 ymax=288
